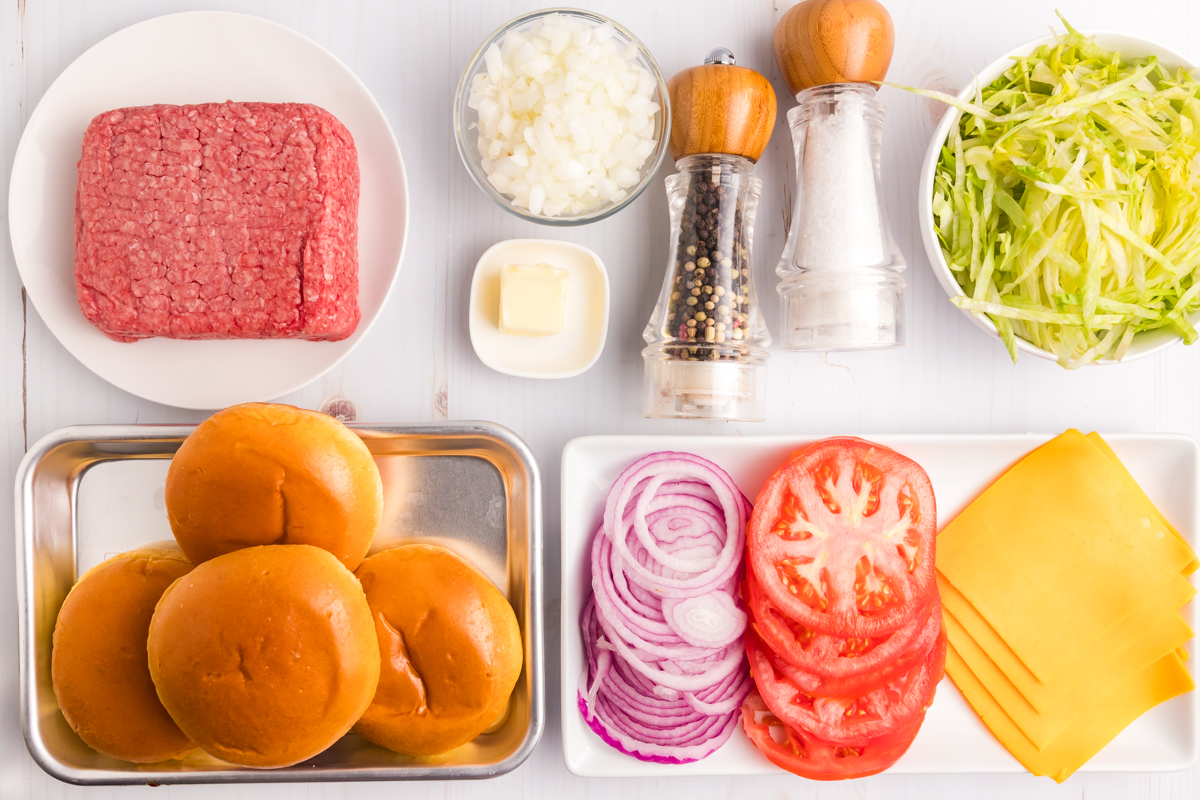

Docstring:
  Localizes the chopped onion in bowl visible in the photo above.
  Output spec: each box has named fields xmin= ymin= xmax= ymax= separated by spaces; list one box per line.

xmin=466 ymin=12 xmax=661 ymax=218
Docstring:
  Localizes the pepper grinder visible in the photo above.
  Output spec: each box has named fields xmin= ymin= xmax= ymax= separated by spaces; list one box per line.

xmin=773 ymin=0 xmax=907 ymax=351
xmin=642 ymin=49 xmax=776 ymax=421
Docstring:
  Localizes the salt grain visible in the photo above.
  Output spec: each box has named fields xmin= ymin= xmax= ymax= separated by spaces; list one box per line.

xmin=795 ymin=90 xmax=885 ymax=270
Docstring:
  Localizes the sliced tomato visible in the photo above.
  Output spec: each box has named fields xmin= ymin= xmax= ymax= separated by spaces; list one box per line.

xmin=741 ymin=691 xmax=923 ymax=780
xmin=747 ymin=438 xmax=937 ymax=638
xmin=746 ymin=569 xmax=943 ymax=696
xmin=745 ymin=626 xmax=946 ymax=747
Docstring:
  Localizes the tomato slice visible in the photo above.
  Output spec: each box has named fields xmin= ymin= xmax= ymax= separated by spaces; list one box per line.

xmin=746 ymin=626 xmax=946 ymax=747
xmin=741 ymin=691 xmax=923 ymax=780
xmin=747 ymin=438 xmax=937 ymax=638
xmin=746 ymin=569 xmax=943 ymax=696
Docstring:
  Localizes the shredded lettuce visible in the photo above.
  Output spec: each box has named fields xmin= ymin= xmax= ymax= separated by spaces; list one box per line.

xmin=902 ymin=14 xmax=1200 ymax=367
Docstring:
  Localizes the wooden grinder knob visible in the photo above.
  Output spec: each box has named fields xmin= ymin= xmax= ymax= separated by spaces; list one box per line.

xmin=667 ymin=49 xmax=777 ymax=164
xmin=774 ymin=0 xmax=895 ymax=96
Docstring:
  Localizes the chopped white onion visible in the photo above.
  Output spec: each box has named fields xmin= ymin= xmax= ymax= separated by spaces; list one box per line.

xmin=467 ymin=12 xmax=660 ymax=218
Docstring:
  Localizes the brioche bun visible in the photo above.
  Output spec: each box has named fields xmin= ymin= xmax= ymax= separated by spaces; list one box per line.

xmin=353 ymin=544 xmax=523 ymax=756
xmin=147 ymin=545 xmax=380 ymax=768
xmin=51 ymin=549 xmax=195 ymax=763
xmin=165 ymin=403 xmax=383 ymax=571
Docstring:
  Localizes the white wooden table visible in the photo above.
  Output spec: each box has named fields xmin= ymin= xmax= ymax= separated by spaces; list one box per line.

xmin=2 ymin=0 xmax=1198 ymax=797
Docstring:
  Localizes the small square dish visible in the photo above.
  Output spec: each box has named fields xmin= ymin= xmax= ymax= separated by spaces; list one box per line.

xmin=469 ymin=239 xmax=609 ymax=379
xmin=560 ymin=434 xmax=1198 ymax=778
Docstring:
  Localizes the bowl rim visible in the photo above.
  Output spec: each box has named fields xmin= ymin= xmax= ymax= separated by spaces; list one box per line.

xmin=453 ymin=7 xmax=671 ymax=227
xmin=468 ymin=238 xmax=611 ymax=379
xmin=917 ymin=28 xmax=1199 ymax=365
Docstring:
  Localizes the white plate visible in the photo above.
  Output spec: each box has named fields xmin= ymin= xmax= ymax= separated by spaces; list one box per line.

xmin=468 ymin=239 xmax=609 ymax=379
xmin=8 ymin=11 xmax=407 ymax=409
xmin=561 ymin=434 xmax=1198 ymax=777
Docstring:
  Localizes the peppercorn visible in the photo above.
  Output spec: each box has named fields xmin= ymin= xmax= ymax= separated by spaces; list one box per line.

xmin=660 ymin=161 xmax=758 ymax=363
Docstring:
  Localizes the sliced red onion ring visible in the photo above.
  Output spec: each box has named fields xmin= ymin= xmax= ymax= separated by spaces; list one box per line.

xmin=580 ymin=452 xmax=753 ymax=763
xmin=580 ymin=600 xmax=751 ymax=763
xmin=601 ymin=453 xmax=749 ymax=598
xmin=664 ymin=591 xmax=748 ymax=649
xmin=608 ymin=496 xmax=739 ymax=597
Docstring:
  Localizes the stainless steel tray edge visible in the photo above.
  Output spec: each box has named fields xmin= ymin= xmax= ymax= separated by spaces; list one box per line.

xmin=16 ymin=426 xmax=104 ymax=786
xmin=16 ymin=421 xmax=544 ymax=785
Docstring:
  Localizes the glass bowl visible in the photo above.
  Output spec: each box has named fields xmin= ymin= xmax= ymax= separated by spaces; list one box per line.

xmin=454 ymin=8 xmax=671 ymax=226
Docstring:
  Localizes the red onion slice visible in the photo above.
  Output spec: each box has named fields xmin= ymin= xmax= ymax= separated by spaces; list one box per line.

xmin=605 ymin=492 xmax=743 ymax=598
xmin=580 ymin=599 xmax=749 ymax=763
xmin=607 ymin=464 xmax=744 ymax=592
xmin=664 ymin=591 xmax=748 ymax=649
xmin=581 ymin=452 xmax=752 ymax=763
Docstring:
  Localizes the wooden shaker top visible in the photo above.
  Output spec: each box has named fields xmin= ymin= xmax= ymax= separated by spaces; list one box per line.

xmin=667 ymin=51 xmax=777 ymax=163
xmin=774 ymin=0 xmax=895 ymax=96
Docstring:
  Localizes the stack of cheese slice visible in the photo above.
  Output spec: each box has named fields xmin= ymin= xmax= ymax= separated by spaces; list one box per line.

xmin=936 ymin=430 xmax=1197 ymax=782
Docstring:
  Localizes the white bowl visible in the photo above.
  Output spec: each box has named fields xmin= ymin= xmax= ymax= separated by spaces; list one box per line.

xmin=918 ymin=30 xmax=1198 ymax=364
xmin=468 ymin=239 xmax=610 ymax=378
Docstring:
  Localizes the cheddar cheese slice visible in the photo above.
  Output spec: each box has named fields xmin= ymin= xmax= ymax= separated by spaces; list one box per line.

xmin=1085 ymin=432 xmax=1197 ymax=575
xmin=938 ymin=573 xmax=1196 ymax=714
xmin=937 ymin=429 xmax=1196 ymax=683
xmin=944 ymin=606 xmax=1192 ymax=749
xmin=946 ymin=644 xmax=1194 ymax=783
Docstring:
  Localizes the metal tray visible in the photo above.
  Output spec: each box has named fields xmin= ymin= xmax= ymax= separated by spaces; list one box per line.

xmin=15 ymin=422 xmax=544 ymax=785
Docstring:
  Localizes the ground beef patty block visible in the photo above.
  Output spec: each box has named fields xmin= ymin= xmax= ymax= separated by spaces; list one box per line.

xmin=75 ymin=102 xmax=360 ymax=342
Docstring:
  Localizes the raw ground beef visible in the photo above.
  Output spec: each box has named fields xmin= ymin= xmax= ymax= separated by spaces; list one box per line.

xmin=74 ymin=102 xmax=360 ymax=342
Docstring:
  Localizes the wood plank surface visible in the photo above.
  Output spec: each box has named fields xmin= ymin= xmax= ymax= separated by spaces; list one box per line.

xmin=1 ymin=0 xmax=1198 ymax=797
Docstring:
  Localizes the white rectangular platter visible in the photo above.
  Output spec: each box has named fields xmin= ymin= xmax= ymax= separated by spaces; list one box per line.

xmin=560 ymin=433 xmax=1198 ymax=778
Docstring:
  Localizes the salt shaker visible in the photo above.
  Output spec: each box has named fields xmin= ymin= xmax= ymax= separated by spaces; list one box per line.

xmin=642 ymin=49 xmax=776 ymax=421
xmin=773 ymin=0 xmax=907 ymax=351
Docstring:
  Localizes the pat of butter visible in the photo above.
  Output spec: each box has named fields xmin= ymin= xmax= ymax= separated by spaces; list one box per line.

xmin=499 ymin=262 xmax=570 ymax=336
